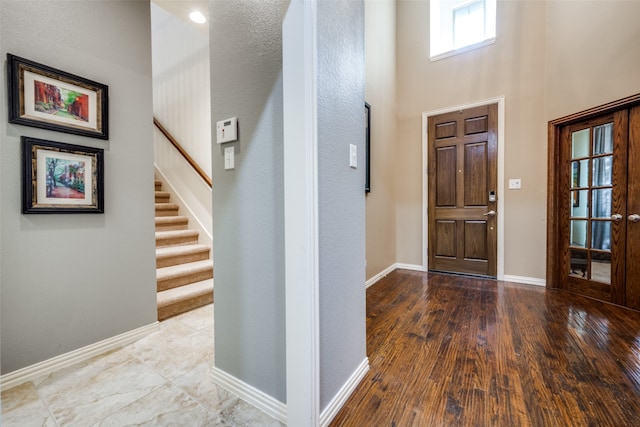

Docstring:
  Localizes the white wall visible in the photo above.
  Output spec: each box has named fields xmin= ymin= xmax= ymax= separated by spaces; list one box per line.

xmin=0 ymin=0 xmax=156 ymax=374
xmin=151 ymin=3 xmax=212 ymax=243
xmin=151 ymin=3 xmax=211 ymax=178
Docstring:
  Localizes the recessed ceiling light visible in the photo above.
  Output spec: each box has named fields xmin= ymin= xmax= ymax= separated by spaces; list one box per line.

xmin=189 ymin=11 xmax=206 ymax=24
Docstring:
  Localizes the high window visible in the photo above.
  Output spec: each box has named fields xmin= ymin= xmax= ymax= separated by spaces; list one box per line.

xmin=430 ymin=0 xmax=496 ymax=61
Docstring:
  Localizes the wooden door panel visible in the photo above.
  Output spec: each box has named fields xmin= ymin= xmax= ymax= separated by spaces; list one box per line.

xmin=435 ymin=121 xmax=457 ymax=139
xmin=464 ymin=116 xmax=488 ymax=135
xmin=432 ymin=257 xmax=489 ymax=276
xmin=464 ymin=221 xmax=487 ymax=259
xmin=464 ymin=142 xmax=488 ymax=206
xmin=626 ymin=106 xmax=640 ymax=309
xmin=435 ymin=221 xmax=457 ymax=257
xmin=436 ymin=147 xmax=457 ymax=207
xmin=428 ymin=103 xmax=498 ymax=277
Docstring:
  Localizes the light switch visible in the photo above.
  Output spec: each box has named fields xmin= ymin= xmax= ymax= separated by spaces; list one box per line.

xmin=224 ymin=146 xmax=234 ymax=170
xmin=350 ymin=144 xmax=357 ymax=168
xmin=509 ymin=178 xmax=522 ymax=189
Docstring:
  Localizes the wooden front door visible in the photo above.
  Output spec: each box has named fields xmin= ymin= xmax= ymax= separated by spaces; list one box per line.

xmin=428 ymin=104 xmax=498 ymax=277
xmin=548 ymin=96 xmax=640 ymax=310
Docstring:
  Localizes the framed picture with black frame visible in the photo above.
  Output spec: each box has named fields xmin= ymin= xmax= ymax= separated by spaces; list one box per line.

xmin=7 ymin=54 xmax=109 ymax=139
xmin=22 ymin=136 xmax=104 ymax=214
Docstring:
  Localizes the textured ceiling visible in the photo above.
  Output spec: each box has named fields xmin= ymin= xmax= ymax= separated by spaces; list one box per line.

xmin=152 ymin=0 xmax=209 ymax=32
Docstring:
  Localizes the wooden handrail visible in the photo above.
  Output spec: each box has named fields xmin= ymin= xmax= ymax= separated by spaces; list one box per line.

xmin=153 ymin=117 xmax=212 ymax=188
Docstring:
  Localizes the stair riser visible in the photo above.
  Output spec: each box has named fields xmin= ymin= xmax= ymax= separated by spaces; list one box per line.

xmin=155 ymin=223 xmax=188 ymax=232
xmin=158 ymin=292 xmax=214 ymax=321
xmin=157 ymin=269 xmax=213 ymax=292
xmin=155 ymin=195 xmax=170 ymax=203
xmin=156 ymin=235 xmax=199 ymax=248
xmin=156 ymin=251 xmax=210 ymax=268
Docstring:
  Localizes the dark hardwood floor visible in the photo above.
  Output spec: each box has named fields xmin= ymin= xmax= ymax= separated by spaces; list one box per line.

xmin=330 ymin=270 xmax=640 ymax=426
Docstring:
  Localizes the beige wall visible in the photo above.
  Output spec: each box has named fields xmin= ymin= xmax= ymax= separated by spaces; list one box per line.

xmin=365 ymin=0 xmax=398 ymax=279
xmin=544 ymin=1 xmax=640 ymax=120
xmin=394 ymin=0 xmax=640 ymax=281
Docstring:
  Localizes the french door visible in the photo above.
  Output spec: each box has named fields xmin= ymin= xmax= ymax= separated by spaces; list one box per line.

xmin=548 ymin=96 xmax=640 ymax=310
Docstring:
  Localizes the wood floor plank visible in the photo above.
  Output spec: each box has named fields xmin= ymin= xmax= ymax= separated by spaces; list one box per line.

xmin=330 ymin=270 xmax=640 ymax=427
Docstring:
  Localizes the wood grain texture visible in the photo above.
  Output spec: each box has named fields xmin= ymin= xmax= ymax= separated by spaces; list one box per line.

xmin=428 ymin=104 xmax=497 ymax=277
xmin=330 ymin=270 xmax=640 ymax=427
xmin=627 ymin=106 xmax=640 ymax=309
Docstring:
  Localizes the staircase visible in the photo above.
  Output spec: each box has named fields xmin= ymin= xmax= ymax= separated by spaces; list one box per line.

xmin=155 ymin=179 xmax=214 ymax=321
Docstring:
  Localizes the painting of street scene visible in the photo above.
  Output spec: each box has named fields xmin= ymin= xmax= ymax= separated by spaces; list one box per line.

xmin=34 ymin=80 xmax=89 ymax=123
xmin=46 ymin=157 xmax=85 ymax=199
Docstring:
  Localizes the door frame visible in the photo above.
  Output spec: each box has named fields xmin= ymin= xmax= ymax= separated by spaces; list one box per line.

xmin=421 ymin=97 xmax=505 ymax=280
xmin=546 ymin=93 xmax=640 ymax=290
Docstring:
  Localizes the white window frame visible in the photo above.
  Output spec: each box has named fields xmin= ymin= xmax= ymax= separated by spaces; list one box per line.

xmin=430 ymin=0 xmax=496 ymax=61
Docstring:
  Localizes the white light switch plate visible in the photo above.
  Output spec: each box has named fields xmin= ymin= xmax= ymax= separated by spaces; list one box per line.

xmin=509 ymin=178 xmax=522 ymax=189
xmin=350 ymin=144 xmax=357 ymax=168
xmin=224 ymin=146 xmax=234 ymax=170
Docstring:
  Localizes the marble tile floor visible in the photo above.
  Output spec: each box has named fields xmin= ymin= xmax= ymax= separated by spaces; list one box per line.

xmin=1 ymin=304 xmax=284 ymax=427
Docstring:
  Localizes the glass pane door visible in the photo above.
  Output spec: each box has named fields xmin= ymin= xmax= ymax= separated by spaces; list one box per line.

xmin=568 ymin=123 xmax=613 ymax=284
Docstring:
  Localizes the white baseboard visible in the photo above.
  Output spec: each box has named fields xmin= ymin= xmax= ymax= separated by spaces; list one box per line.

xmin=319 ymin=357 xmax=369 ymax=427
xmin=365 ymin=264 xmax=396 ymax=288
xmin=0 ymin=322 xmax=159 ymax=392
xmin=394 ymin=263 xmax=427 ymax=272
xmin=366 ymin=263 xmax=427 ymax=289
xmin=503 ymin=275 xmax=546 ymax=287
xmin=211 ymin=367 xmax=287 ymax=424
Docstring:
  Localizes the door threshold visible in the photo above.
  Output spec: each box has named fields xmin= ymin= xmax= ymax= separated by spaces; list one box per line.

xmin=428 ymin=269 xmax=497 ymax=280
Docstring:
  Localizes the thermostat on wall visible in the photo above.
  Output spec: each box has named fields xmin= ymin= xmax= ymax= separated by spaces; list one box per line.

xmin=216 ymin=117 xmax=238 ymax=144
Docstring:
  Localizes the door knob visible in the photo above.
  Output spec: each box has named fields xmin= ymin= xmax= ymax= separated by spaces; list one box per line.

xmin=629 ymin=214 xmax=640 ymax=223
xmin=483 ymin=210 xmax=496 ymax=217
xmin=611 ymin=214 xmax=623 ymax=221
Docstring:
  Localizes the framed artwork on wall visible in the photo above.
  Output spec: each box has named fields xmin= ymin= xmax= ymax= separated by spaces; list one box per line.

xmin=22 ymin=136 xmax=104 ymax=214
xmin=365 ymin=102 xmax=371 ymax=193
xmin=7 ymin=54 xmax=109 ymax=139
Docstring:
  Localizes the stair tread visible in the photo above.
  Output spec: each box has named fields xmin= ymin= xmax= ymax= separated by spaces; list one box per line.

xmin=156 ymin=244 xmax=210 ymax=257
xmin=157 ymin=259 xmax=213 ymax=280
xmin=155 ymin=229 xmax=199 ymax=239
xmin=155 ymin=191 xmax=170 ymax=197
xmin=157 ymin=279 xmax=214 ymax=308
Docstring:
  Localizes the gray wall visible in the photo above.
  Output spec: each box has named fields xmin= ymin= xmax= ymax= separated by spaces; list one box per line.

xmin=317 ymin=0 xmax=367 ymax=409
xmin=0 ymin=0 xmax=157 ymax=374
xmin=209 ymin=0 xmax=288 ymax=403
xmin=210 ymin=0 xmax=367 ymax=410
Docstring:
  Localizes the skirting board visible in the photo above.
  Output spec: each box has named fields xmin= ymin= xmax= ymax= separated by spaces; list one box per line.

xmin=503 ymin=275 xmax=546 ymax=287
xmin=319 ymin=357 xmax=369 ymax=427
xmin=0 ymin=322 xmax=159 ymax=392
xmin=211 ymin=367 xmax=287 ymax=424
xmin=366 ymin=263 xmax=426 ymax=289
